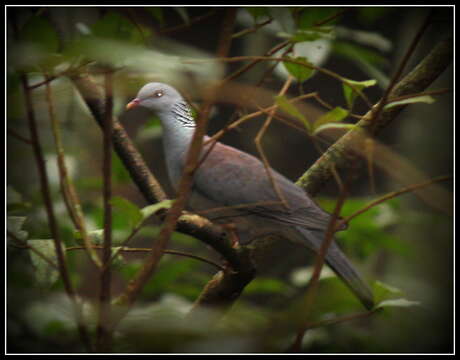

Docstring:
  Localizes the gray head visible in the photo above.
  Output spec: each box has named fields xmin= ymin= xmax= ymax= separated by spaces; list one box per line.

xmin=126 ymin=82 xmax=185 ymax=114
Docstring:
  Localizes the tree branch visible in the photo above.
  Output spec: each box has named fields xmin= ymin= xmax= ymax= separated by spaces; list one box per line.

xmin=296 ymin=36 xmax=453 ymax=196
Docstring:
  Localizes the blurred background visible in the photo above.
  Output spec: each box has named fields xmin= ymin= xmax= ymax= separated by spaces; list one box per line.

xmin=7 ymin=6 xmax=453 ymax=353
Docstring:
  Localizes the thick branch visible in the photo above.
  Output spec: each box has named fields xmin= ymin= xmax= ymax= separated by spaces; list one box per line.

xmin=296 ymin=36 xmax=453 ymax=196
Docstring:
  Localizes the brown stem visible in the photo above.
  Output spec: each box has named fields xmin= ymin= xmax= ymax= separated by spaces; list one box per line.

xmin=44 ymin=73 xmax=102 ymax=269
xmin=254 ymin=76 xmax=294 ymax=209
xmin=7 ymin=128 xmax=32 ymax=145
xmin=66 ymin=245 xmax=225 ymax=271
xmin=291 ymin=179 xmax=349 ymax=352
xmin=20 ymin=71 xmax=93 ymax=352
xmin=96 ymin=70 xmax=114 ymax=352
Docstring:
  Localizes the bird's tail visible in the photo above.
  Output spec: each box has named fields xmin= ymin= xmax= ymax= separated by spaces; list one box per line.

xmin=295 ymin=226 xmax=374 ymax=310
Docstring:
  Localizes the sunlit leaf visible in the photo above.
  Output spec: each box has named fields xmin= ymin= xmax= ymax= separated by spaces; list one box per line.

xmin=7 ymin=216 xmax=28 ymax=242
xmin=313 ymin=122 xmax=355 ymax=135
xmin=111 ymin=246 xmax=127 ymax=270
xmin=313 ymin=106 xmax=349 ymax=132
xmin=28 ymin=239 xmax=62 ymax=288
xmin=75 ymin=229 xmax=104 ymax=245
xmin=275 ymin=95 xmax=310 ymax=132
xmin=290 ymin=266 xmax=335 ymax=287
xmin=111 ymin=196 xmax=143 ymax=230
xmin=287 ymin=27 xmax=334 ymax=43
xmin=376 ymin=298 xmax=421 ymax=309
xmin=384 ymin=95 xmax=436 ymax=110
xmin=140 ymin=199 xmax=174 ymax=221
xmin=372 ymin=280 xmax=403 ymax=304
xmin=342 ymin=78 xmax=377 ymax=109
xmin=282 ymin=56 xmax=314 ymax=82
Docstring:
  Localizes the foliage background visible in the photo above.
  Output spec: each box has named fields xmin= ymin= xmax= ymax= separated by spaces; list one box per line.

xmin=7 ymin=6 xmax=453 ymax=353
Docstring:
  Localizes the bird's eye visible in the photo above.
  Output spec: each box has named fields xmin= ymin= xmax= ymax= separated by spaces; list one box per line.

xmin=153 ymin=90 xmax=164 ymax=98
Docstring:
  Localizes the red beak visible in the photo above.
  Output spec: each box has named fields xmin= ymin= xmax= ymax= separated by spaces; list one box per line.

xmin=126 ymin=98 xmax=140 ymax=110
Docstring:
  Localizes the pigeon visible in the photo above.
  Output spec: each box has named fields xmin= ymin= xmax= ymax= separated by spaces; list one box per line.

xmin=127 ymin=82 xmax=374 ymax=309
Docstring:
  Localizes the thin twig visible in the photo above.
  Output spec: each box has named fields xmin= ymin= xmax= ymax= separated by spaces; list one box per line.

xmin=254 ymin=76 xmax=294 ymax=209
xmin=66 ymin=245 xmax=225 ymax=271
xmin=185 ymin=56 xmax=373 ymax=109
xmin=158 ymin=9 xmax=218 ymax=35
xmin=7 ymin=128 xmax=32 ymax=145
xmin=313 ymin=8 xmax=349 ymax=26
xmin=7 ymin=231 xmax=59 ymax=270
xmin=96 ymin=69 xmax=114 ymax=352
xmin=337 ymin=175 xmax=452 ymax=229
xmin=232 ymin=18 xmax=273 ymax=38
xmin=302 ymin=307 xmax=381 ymax=332
xmin=385 ymin=88 xmax=451 ymax=105
xmin=204 ymin=93 xmax=315 ymax=146
xmin=20 ymin=71 xmax=93 ymax=352
xmin=44 ymin=73 xmax=102 ymax=269
xmin=223 ymin=40 xmax=291 ymax=83
xmin=291 ymin=175 xmax=349 ymax=352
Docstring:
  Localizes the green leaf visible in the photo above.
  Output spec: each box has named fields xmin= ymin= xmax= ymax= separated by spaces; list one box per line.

xmin=313 ymin=122 xmax=355 ymax=135
xmin=384 ymin=95 xmax=436 ymax=110
xmin=75 ymin=229 xmax=104 ymax=245
xmin=91 ymin=12 xmax=149 ymax=44
xmin=28 ymin=239 xmax=62 ymax=288
xmin=372 ymin=280 xmax=403 ymax=304
xmin=140 ymin=199 xmax=174 ymax=221
xmin=111 ymin=196 xmax=143 ymax=230
xmin=334 ymin=41 xmax=388 ymax=66
xmin=342 ymin=78 xmax=377 ymax=109
xmin=245 ymin=277 xmax=291 ymax=294
xmin=7 ymin=216 xmax=29 ymax=242
xmin=313 ymin=106 xmax=349 ymax=133
xmin=18 ymin=15 xmax=59 ymax=53
xmin=111 ymin=246 xmax=127 ymax=270
xmin=358 ymin=7 xmax=393 ymax=25
xmin=282 ymin=56 xmax=314 ymax=82
xmin=297 ymin=7 xmax=341 ymax=29
xmin=112 ymin=152 xmax=131 ymax=185
xmin=290 ymin=266 xmax=335 ymax=286
xmin=275 ymin=95 xmax=310 ymax=132
xmin=319 ymin=197 xmax=408 ymax=259
xmin=288 ymin=27 xmax=334 ymax=43
xmin=245 ymin=7 xmax=271 ymax=21
xmin=376 ymin=298 xmax=421 ymax=309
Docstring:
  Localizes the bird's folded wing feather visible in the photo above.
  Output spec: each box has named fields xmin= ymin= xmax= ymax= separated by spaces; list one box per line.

xmin=191 ymin=140 xmax=333 ymax=231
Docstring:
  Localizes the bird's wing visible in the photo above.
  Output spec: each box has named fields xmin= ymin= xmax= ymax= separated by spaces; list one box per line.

xmin=192 ymin=140 xmax=333 ymax=231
